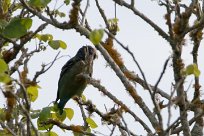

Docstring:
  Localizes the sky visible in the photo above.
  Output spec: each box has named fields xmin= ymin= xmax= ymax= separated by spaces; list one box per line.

xmin=0 ymin=0 xmax=204 ymax=135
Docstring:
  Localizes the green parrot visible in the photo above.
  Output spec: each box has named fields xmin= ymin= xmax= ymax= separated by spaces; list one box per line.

xmin=55 ymin=46 xmax=97 ymax=114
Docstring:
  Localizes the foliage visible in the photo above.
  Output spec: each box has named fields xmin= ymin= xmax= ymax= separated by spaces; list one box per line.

xmin=182 ymin=63 xmax=201 ymax=77
xmin=0 ymin=59 xmax=10 ymax=83
xmin=2 ymin=18 xmax=32 ymax=38
xmin=86 ymin=117 xmax=98 ymax=129
xmin=89 ymin=29 xmax=104 ymax=45
xmin=64 ymin=108 xmax=74 ymax=121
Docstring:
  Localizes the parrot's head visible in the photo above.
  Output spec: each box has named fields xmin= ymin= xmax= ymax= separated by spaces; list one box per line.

xmin=76 ymin=45 xmax=97 ymax=61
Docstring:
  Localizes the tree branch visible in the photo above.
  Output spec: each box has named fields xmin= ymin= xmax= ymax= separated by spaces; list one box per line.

xmin=80 ymin=74 xmax=153 ymax=135
xmin=112 ymin=0 xmax=171 ymax=43
xmin=43 ymin=119 xmax=97 ymax=136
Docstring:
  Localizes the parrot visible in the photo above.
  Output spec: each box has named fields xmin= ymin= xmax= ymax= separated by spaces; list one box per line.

xmin=55 ymin=45 xmax=97 ymax=114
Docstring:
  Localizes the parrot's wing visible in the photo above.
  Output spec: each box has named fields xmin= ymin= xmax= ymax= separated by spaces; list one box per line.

xmin=55 ymin=57 xmax=77 ymax=103
xmin=60 ymin=57 xmax=76 ymax=79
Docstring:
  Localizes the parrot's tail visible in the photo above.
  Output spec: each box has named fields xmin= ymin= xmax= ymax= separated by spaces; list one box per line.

xmin=58 ymin=99 xmax=68 ymax=115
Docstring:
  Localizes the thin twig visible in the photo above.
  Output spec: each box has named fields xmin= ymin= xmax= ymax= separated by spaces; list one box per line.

xmin=81 ymin=0 xmax=90 ymax=25
xmin=95 ymin=0 xmax=109 ymax=28
xmin=15 ymin=76 xmax=30 ymax=110
xmin=112 ymin=0 xmax=170 ymax=43
xmin=32 ymin=51 xmax=60 ymax=82
xmin=165 ymin=0 xmax=174 ymax=39
xmin=167 ymin=84 xmax=177 ymax=129
xmin=171 ymin=111 xmax=204 ymax=134
xmin=153 ymin=56 xmax=171 ymax=94
xmin=164 ymin=116 xmax=181 ymax=135
xmin=114 ymin=2 xmax=117 ymax=19
xmin=0 ymin=121 xmax=17 ymax=136
xmin=109 ymin=125 xmax=116 ymax=136
xmin=78 ymin=99 xmax=89 ymax=129
xmin=121 ymin=114 xmax=130 ymax=136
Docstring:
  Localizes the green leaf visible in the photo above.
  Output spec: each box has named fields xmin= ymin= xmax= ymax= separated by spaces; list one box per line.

xmin=37 ymin=107 xmax=53 ymax=130
xmin=185 ymin=64 xmax=201 ymax=77
xmin=52 ymin=103 xmax=59 ymax=112
xmin=48 ymin=40 xmax=59 ymax=49
xmin=27 ymin=86 xmax=39 ymax=102
xmin=2 ymin=0 xmax=11 ymax=14
xmin=108 ymin=18 xmax=119 ymax=24
xmin=3 ymin=18 xmax=32 ymax=38
xmin=58 ymin=40 xmax=67 ymax=49
xmin=89 ymin=29 xmax=104 ymax=45
xmin=36 ymin=34 xmax=53 ymax=42
xmin=29 ymin=0 xmax=51 ymax=8
xmin=39 ymin=131 xmax=58 ymax=136
xmin=48 ymin=40 xmax=67 ymax=50
xmin=54 ymin=111 xmax=66 ymax=122
xmin=39 ymin=107 xmax=51 ymax=121
xmin=0 ymin=59 xmax=8 ymax=73
xmin=64 ymin=0 xmax=70 ymax=5
xmin=21 ymin=18 xmax=32 ymax=29
xmin=64 ymin=108 xmax=74 ymax=120
xmin=0 ymin=73 xmax=11 ymax=83
xmin=108 ymin=18 xmax=120 ymax=31
xmin=86 ymin=117 xmax=98 ymax=129
xmin=54 ymin=10 xmax=66 ymax=18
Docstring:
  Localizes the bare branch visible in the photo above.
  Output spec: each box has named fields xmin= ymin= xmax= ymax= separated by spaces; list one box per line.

xmin=153 ymin=56 xmax=171 ymax=94
xmin=76 ymin=98 xmax=89 ymax=130
xmin=81 ymin=0 xmax=90 ymax=25
xmin=43 ymin=119 xmax=97 ymax=136
xmin=80 ymin=74 xmax=153 ymax=135
xmin=95 ymin=0 xmax=109 ymax=28
xmin=121 ymin=114 xmax=131 ymax=136
xmin=109 ymin=125 xmax=116 ymax=136
xmin=112 ymin=0 xmax=170 ymax=43
xmin=32 ymin=51 xmax=60 ymax=82
xmin=103 ymin=29 xmax=171 ymax=100
xmin=171 ymin=111 xmax=204 ymax=134
xmin=77 ymin=100 xmax=137 ymax=136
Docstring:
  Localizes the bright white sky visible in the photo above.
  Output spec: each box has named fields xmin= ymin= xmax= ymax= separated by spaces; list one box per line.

xmin=0 ymin=0 xmax=204 ymax=135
